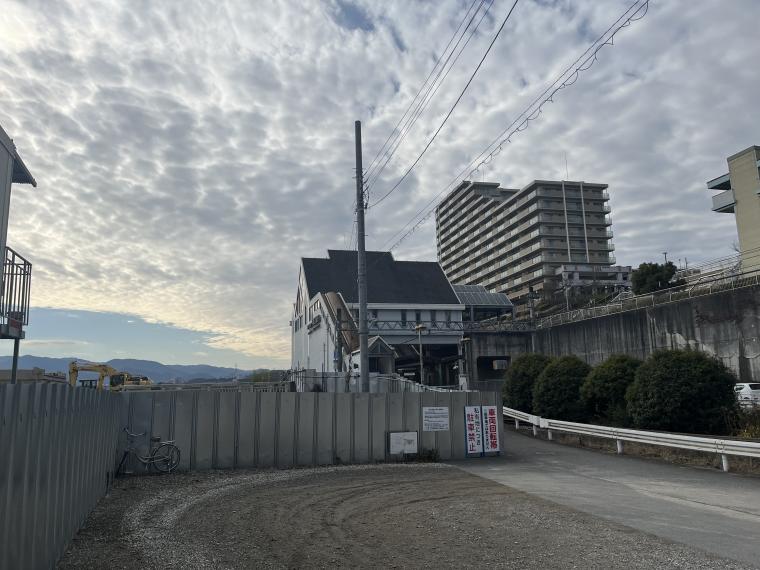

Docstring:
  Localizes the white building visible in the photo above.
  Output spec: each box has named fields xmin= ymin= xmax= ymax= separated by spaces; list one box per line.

xmin=0 ymin=123 xmax=36 ymax=381
xmin=291 ymin=250 xmax=466 ymax=385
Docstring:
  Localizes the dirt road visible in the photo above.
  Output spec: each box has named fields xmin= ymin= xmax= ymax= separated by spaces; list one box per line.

xmin=59 ymin=464 xmax=753 ymax=569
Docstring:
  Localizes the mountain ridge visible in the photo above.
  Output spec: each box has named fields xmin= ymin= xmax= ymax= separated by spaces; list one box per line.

xmin=0 ymin=355 xmax=253 ymax=382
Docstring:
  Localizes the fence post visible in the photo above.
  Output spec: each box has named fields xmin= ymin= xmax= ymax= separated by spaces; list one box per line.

xmin=616 ymin=440 xmax=624 ymax=455
xmin=514 ymin=419 xmax=520 ymax=429
xmin=547 ymin=429 xmax=553 ymax=441
xmin=532 ymin=424 xmax=537 ymax=437
xmin=721 ymin=454 xmax=729 ymax=472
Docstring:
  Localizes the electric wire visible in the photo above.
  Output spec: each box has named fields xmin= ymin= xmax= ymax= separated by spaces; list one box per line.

xmin=379 ymin=0 xmax=649 ymax=252
xmin=363 ymin=0 xmax=482 ymax=180
xmin=368 ymin=0 xmax=521 ymax=210
xmin=364 ymin=0 xmax=495 ymax=191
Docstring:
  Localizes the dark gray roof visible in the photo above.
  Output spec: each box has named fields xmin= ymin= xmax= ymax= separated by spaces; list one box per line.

xmin=302 ymin=250 xmax=460 ymax=305
xmin=452 ymin=284 xmax=513 ymax=307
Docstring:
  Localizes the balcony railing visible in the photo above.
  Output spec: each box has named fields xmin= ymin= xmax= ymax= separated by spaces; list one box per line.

xmin=2 ymin=246 xmax=32 ymax=332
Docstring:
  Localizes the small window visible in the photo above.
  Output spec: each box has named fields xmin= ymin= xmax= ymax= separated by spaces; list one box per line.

xmin=371 ymin=309 xmax=378 ymax=320
xmin=401 ymin=311 xmax=407 ymax=326
xmin=415 ymin=310 xmax=422 ymax=324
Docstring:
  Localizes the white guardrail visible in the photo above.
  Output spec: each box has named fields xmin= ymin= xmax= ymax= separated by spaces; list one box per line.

xmin=503 ymin=406 xmax=760 ymax=472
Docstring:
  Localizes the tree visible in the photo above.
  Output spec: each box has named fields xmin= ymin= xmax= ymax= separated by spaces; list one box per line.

xmin=533 ymin=355 xmax=591 ymax=421
xmin=580 ymin=354 xmax=641 ymax=426
xmin=626 ymin=349 xmax=739 ymax=435
xmin=502 ymin=354 xmax=553 ymax=412
xmin=631 ymin=261 xmax=682 ymax=294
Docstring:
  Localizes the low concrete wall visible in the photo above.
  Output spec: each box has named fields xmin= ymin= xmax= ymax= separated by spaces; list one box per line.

xmin=118 ymin=390 xmax=503 ymax=472
xmin=0 ymin=384 xmax=120 ymax=569
xmin=534 ymin=285 xmax=760 ymax=382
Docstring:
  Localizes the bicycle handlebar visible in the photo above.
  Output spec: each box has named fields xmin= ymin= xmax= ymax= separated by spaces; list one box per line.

xmin=123 ymin=427 xmax=146 ymax=438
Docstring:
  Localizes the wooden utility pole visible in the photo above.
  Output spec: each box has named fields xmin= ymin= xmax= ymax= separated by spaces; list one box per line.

xmin=355 ymin=121 xmax=369 ymax=392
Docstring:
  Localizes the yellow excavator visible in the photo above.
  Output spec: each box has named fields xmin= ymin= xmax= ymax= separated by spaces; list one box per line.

xmin=68 ymin=361 xmax=153 ymax=391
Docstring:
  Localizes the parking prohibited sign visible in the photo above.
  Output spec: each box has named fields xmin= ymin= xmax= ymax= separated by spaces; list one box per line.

xmin=464 ymin=405 xmax=500 ymax=455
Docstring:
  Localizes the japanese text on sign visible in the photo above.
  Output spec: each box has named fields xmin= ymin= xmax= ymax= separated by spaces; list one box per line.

xmin=481 ymin=405 xmax=500 ymax=453
xmin=423 ymin=407 xmax=450 ymax=431
xmin=464 ymin=406 xmax=483 ymax=454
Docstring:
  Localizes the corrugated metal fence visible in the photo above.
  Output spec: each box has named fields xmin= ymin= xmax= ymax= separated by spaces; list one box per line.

xmin=119 ymin=390 xmax=503 ymax=471
xmin=0 ymin=383 xmax=119 ymax=570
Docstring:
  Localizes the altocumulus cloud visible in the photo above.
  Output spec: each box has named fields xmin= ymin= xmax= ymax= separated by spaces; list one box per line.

xmin=0 ymin=0 xmax=757 ymax=365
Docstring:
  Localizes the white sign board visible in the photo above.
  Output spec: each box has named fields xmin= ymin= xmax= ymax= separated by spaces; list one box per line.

xmin=481 ymin=405 xmax=500 ymax=453
xmin=464 ymin=406 xmax=483 ymax=455
xmin=389 ymin=431 xmax=418 ymax=455
xmin=422 ymin=407 xmax=450 ymax=431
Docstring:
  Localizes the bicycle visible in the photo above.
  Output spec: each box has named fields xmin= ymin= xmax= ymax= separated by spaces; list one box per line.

xmin=117 ymin=427 xmax=181 ymax=475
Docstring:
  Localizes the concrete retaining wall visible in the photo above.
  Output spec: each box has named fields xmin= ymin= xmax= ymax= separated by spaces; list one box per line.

xmin=533 ymin=285 xmax=760 ymax=382
xmin=119 ymin=390 xmax=503 ymax=472
xmin=0 ymin=383 xmax=120 ymax=570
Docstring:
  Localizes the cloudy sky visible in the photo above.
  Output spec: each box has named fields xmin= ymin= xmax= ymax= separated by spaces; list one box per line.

xmin=0 ymin=0 xmax=757 ymax=368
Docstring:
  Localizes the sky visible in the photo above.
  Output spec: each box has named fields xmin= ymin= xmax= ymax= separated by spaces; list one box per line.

xmin=0 ymin=0 xmax=756 ymax=368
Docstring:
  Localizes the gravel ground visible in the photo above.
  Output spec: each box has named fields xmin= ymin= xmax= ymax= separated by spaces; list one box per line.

xmin=58 ymin=464 xmax=755 ymax=569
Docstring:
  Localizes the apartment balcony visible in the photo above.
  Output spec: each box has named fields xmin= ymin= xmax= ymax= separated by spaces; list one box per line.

xmin=1 ymin=247 xmax=32 ymax=339
xmin=711 ymin=189 xmax=736 ymax=213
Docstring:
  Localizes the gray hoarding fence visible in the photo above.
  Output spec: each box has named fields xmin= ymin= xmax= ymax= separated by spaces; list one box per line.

xmin=0 ymin=383 xmax=120 ymax=570
xmin=119 ymin=390 xmax=503 ymax=472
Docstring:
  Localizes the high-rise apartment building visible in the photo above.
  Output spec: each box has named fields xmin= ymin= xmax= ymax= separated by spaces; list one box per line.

xmin=436 ymin=180 xmax=630 ymax=314
xmin=708 ymin=145 xmax=760 ymax=270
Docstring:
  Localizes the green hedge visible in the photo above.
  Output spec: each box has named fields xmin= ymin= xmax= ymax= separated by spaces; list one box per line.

xmin=626 ymin=349 xmax=738 ymax=435
xmin=533 ymin=355 xmax=591 ymax=421
xmin=581 ymin=354 xmax=641 ymax=426
xmin=502 ymin=353 xmax=553 ymax=412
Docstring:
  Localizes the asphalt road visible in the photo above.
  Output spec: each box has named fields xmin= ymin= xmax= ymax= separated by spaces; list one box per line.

xmin=456 ymin=428 xmax=760 ymax=567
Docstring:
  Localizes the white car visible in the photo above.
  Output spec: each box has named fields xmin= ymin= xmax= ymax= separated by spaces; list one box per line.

xmin=734 ymin=383 xmax=760 ymax=408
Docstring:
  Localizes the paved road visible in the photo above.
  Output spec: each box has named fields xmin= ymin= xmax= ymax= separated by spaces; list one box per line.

xmin=456 ymin=429 xmax=760 ymax=567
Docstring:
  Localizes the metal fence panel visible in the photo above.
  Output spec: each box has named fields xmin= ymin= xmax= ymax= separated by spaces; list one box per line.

xmin=237 ymin=391 xmax=257 ymax=468
xmin=316 ymin=393 xmax=334 ymax=465
xmin=173 ymin=391 xmax=195 ymax=472
xmin=370 ymin=394 xmax=386 ymax=462
xmin=194 ymin=391 xmax=215 ymax=470
xmin=352 ymin=393 xmax=371 ymax=463
xmin=257 ymin=393 xmax=277 ymax=467
xmin=296 ymin=393 xmax=316 ymax=466
xmin=216 ymin=392 xmax=237 ymax=468
xmin=0 ymin=384 xmax=119 ymax=570
xmin=277 ymin=393 xmax=296 ymax=468
xmin=334 ymin=393 xmax=353 ymax=464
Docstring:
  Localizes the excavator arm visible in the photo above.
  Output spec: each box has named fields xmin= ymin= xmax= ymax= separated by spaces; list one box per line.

xmin=68 ymin=361 xmax=119 ymax=391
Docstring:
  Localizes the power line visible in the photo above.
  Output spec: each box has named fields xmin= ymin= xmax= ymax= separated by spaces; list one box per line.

xmin=368 ymin=0 xmax=521 ymax=210
xmin=380 ymin=0 xmax=650 ymax=252
xmin=364 ymin=0 xmax=494 ymax=191
xmin=363 ymin=0 xmax=482 ymax=180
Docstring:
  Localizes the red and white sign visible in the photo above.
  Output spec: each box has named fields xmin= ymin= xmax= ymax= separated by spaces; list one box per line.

xmin=464 ymin=406 xmax=483 ymax=455
xmin=481 ymin=405 xmax=500 ymax=453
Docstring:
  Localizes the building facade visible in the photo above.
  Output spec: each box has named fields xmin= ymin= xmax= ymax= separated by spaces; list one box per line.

xmin=436 ymin=180 xmax=630 ymax=314
xmin=291 ymin=250 xmax=465 ymax=385
xmin=708 ymin=145 xmax=760 ymax=270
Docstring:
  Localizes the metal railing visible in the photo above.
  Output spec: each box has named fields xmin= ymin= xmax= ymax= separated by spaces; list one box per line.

xmin=536 ymin=269 xmax=760 ymax=329
xmin=503 ymin=407 xmax=760 ymax=472
xmin=1 ymin=246 xmax=32 ymax=329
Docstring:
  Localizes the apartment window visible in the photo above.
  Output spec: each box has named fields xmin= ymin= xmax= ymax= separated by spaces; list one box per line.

xmin=445 ymin=310 xmax=452 ymax=325
xmin=401 ymin=310 xmax=407 ymax=326
xmin=415 ymin=310 xmax=422 ymax=324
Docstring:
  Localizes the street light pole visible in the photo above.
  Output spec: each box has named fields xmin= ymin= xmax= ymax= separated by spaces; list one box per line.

xmin=415 ymin=323 xmax=426 ymax=385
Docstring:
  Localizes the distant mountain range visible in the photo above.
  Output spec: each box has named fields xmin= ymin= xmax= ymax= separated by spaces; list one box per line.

xmin=0 ymin=355 xmax=253 ymax=382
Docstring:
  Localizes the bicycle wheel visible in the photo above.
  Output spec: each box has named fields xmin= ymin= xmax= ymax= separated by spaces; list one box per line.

xmin=152 ymin=443 xmax=180 ymax=473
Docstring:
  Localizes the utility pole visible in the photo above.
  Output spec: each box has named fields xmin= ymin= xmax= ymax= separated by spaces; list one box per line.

xmin=355 ymin=121 xmax=369 ymax=392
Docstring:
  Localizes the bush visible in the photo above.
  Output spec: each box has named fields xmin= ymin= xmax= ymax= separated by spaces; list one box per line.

xmin=502 ymin=353 xmax=553 ymax=412
xmin=626 ymin=349 xmax=739 ymax=435
xmin=533 ymin=355 xmax=591 ymax=421
xmin=581 ymin=354 xmax=641 ymax=426
xmin=734 ymin=408 xmax=760 ymax=439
